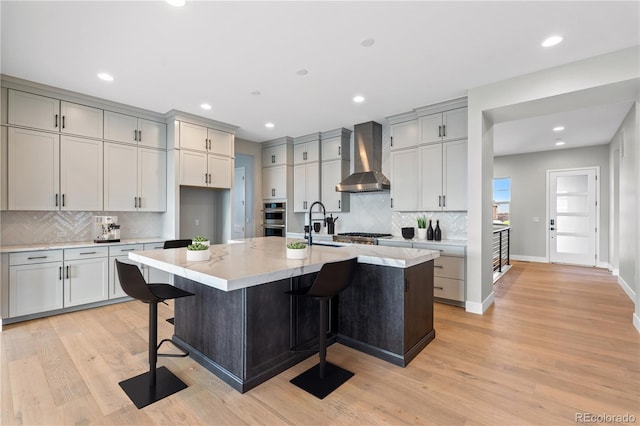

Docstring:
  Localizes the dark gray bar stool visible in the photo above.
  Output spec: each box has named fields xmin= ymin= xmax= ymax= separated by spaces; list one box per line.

xmin=115 ymin=259 xmax=194 ymax=409
xmin=287 ymin=257 xmax=358 ymax=399
xmin=162 ymin=239 xmax=192 ymax=325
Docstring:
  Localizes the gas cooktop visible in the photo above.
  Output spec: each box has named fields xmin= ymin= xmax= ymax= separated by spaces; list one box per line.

xmin=333 ymin=232 xmax=392 ymax=245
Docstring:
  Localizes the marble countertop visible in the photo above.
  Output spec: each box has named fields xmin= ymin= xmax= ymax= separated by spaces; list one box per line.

xmin=0 ymin=237 xmax=165 ymax=253
xmin=129 ymin=236 xmax=440 ymax=292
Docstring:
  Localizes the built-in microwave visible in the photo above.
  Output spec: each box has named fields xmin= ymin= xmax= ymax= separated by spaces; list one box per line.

xmin=263 ymin=202 xmax=286 ymax=237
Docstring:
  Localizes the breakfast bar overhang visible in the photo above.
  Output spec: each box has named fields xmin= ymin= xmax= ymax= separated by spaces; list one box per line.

xmin=129 ymin=237 xmax=439 ymax=393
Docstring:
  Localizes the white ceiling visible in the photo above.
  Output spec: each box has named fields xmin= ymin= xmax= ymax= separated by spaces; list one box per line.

xmin=1 ymin=1 xmax=639 ymax=154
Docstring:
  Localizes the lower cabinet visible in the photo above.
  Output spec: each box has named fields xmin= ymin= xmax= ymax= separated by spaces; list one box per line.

xmin=9 ymin=252 xmax=64 ymax=317
xmin=412 ymin=242 xmax=465 ymax=306
xmin=63 ymin=247 xmax=109 ymax=307
xmin=108 ymin=244 xmax=143 ymax=299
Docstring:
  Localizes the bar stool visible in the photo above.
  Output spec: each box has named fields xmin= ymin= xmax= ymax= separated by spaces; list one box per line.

xmin=115 ymin=259 xmax=194 ymax=409
xmin=162 ymin=239 xmax=192 ymax=325
xmin=287 ymin=257 xmax=358 ymax=399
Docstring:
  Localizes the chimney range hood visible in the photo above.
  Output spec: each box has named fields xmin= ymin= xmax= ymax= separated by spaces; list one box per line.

xmin=336 ymin=121 xmax=390 ymax=193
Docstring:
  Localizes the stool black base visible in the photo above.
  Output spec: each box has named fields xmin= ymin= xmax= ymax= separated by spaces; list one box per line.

xmin=290 ymin=362 xmax=354 ymax=399
xmin=119 ymin=366 xmax=187 ymax=409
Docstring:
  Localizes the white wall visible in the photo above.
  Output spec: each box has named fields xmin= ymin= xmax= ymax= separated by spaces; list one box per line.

xmin=235 ymin=138 xmax=262 ymax=238
xmin=467 ymin=46 xmax=639 ymax=315
xmin=494 ymin=145 xmax=610 ymax=263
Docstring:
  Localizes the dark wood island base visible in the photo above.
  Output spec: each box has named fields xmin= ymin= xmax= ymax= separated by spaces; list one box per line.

xmin=172 ymin=261 xmax=435 ymax=393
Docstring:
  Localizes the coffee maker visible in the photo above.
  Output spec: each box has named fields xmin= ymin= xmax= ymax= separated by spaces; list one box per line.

xmin=93 ymin=216 xmax=121 ymax=243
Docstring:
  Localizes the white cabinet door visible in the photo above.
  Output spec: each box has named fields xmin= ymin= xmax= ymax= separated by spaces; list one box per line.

xmin=9 ymin=262 xmax=64 ymax=317
xmin=64 ymin=257 xmax=109 ymax=307
xmin=294 ymin=141 xmax=319 ymax=164
xmin=262 ymin=144 xmax=287 ymax=166
xmin=419 ymin=144 xmax=443 ymax=211
xmin=8 ymin=90 xmax=59 ymax=131
xmin=180 ymin=122 xmax=208 ymax=152
xmin=104 ymin=142 xmax=138 ymax=211
xmin=209 ymin=155 xmax=232 ymax=189
xmin=419 ymin=113 xmax=443 ymax=145
xmin=138 ymin=119 xmax=167 ymax=149
xmin=293 ymin=164 xmax=306 ymax=212
xmin=442 ymin=107 xmax=467 ymax=142
xmin=110 ymin=256 xmax=131 ymax=299
xmin=104 ymin=111 xmax=138 ymax=144
xmin=263 ymin=165 xmax=287 ymax=199
xmin=443 ymin=139 xmax=467 ymax=211
xmin=180 ymin=150 xmax=208 ymax=188
xmin=208 ymin=128 xmax=233 ymax=156
xmin=306 ymin=162 xmax=320 ymax=208
xmin=60 ymin=136 xmax=103 ymax=211
xmin=138 ymin=148 xmax=166 ymax=211
xmin=390 ymin=120 xmax=418 ymax=151
xmin=8 ymin=128 xmax=59 ymax=210
xmin=321 ymin=137 xmax=343 ymax=161
xmin=390 ymin=149 xmax=419 ymax=211
xmin=60 ymin=101 xmax=103 ymax=139
xmin=321 ymin=159 xmax=343 ymax=212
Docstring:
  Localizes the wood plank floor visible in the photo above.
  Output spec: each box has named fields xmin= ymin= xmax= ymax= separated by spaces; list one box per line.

xmin=2 ymin=261 xmax=639 ymax=425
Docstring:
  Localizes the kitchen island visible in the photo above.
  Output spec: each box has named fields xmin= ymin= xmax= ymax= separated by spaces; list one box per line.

xmin=129 ymin=237 xmax=439 ymax=392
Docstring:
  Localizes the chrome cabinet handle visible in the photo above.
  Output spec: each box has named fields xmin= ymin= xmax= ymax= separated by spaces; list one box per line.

xmin=79 ymin=251 xmax=96 ymax=255
xmin=28 ymin=256 xmax=48 ymax=260
xmin=121 ymin=248 xmax=136 ymax=252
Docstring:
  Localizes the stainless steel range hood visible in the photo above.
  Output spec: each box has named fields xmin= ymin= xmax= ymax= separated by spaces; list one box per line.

xmin=336 ymin=121 xmax=390 ymax=193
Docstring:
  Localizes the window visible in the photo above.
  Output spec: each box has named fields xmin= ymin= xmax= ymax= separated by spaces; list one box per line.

xmin=493 ymin=177 xmax=511 ymax=225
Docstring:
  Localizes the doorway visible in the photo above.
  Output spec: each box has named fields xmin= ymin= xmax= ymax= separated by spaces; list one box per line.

xmin=547 ymin=167 xmax=598 ymax=266
xmin=233 ymin=166 xmax=246 ymax=239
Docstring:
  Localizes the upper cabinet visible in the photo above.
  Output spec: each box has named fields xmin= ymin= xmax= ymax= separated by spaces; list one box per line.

xmin=293 ymin=134 xmax=320 ymax=164
xmin=262 ymin=143 xmax=290 ymax=167
xmin=262 ymin=137 xmax=292 ymax=201
xmin=418 ymin=107 xmax=467 ymax=145
xmin=320 ymin=128 xmax=351 ymax=212
xmin=390 ymin=119 xmax=418 ymax=151
xmin=179 ymin=121 xmax=233 ymax=156
xmin=104 ymin=111 xmax=167 ymax=149
xmin=8 ymin=90 xmax=103 ymax=139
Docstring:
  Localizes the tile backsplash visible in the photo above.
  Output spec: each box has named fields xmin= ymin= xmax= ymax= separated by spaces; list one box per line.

xmin=0 ymin=211 xmax=164 ymax=245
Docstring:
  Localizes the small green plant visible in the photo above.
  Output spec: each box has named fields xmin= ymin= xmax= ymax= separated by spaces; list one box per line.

xmin=287 ymin=242 xmax=307 ymax=250
xmin=193 ymin=236 xmax=208 ymax=242
xmin=417 ymin=215 xmax=427 ymax=229
xmin=187 ymin=242 xmax=209 ymax=251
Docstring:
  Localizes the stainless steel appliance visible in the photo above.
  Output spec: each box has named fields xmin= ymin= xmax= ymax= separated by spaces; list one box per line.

xmin=333 ymin=232 xmax=392 ymax=245
xmin=93 ymin=215 xmax=121 ymax=243
xmin=263 ymin=202 xmax=286 ymax=237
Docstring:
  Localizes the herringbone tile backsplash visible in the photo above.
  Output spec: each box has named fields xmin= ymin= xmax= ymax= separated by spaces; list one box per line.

xmin=0 ymin=211 xmax=163 ymax=245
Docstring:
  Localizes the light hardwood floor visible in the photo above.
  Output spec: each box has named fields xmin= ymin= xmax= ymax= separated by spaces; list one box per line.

xmin=2 ymin=261 xmax=639 ymax=425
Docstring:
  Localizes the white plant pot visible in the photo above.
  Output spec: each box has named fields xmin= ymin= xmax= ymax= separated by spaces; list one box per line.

xmin=286 ymin=247 xmax=308 ymax=260
xmin=417 ymin=228 xmax=427 ymax=239
xmin=192 ymin=239 xmax=210 ymax=247
xmin=186 ymin=249 xmax=210 ymax=261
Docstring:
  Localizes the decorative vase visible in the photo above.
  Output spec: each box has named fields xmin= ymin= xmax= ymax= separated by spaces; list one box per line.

xmin=186 ymin=249 xmax=210 ymax=261
xmin=286 ymin=247 xmax=308 ymax=260
xmin=417 ymin=228 xmax=427 ymax=239
xmin=434 ymin=220 xmax=442 ymax=241
xmin=427 ymin=220 xmax=434 ymax=240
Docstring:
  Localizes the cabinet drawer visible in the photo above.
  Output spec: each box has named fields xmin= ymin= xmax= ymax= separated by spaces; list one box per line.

xmin=434 ymin=255 xmax=464 ymax=280
xmin=143 ymin=242 xmax=166 ymax=251
xmin=64 ymin=247 xmax=108 ymax=261
xmin=10 ymin=250 xmax=63 ymax=266
xmin=108 ymin=244 xmax=144 ymax=256
xmin=434 ymin=277 xmax=464 ymax=302
xmin=412 ymin=242 xmax=465 ymax=257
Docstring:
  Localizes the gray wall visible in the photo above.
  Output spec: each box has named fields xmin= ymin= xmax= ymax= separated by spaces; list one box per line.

xmin=179 ymin=187 xmax=228 ymax=244
xmin=234 ymin=138 xmax=262 ymax=238
xmin=234 ymin=153 xmax=255 ymax=237
xmin=494 ymin=145 xmax=610 ymax=262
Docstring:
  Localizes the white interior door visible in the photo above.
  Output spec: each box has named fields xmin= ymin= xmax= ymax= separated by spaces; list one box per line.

xmin=548 ymin=168 xmax=597 ymax=266
xmin=233 ymin=167 xmax=246 ymax=239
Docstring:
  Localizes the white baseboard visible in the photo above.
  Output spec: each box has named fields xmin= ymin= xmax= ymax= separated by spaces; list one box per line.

xmin=634 ymin=313 xmax=640 ymax=334
xmin=597 ymin=261 xmax=609 ymax=269
xmin=466 ymin=291 xmax=495 ymax=315
xmin=618 ymin=275 xmax=636 ymax=304
xmin=510 ymin=255 xmax=547 ymax=263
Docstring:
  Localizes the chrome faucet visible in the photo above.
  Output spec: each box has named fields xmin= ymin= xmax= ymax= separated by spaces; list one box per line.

xmin=307 ymin=201 xmax=326 ymax=246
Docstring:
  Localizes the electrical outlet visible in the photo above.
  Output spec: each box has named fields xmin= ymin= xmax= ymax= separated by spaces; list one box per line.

xmin=195 ymin=219 xmax=200 ymax=226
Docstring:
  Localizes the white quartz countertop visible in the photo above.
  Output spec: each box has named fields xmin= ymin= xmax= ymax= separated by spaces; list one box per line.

xmin=0 ymin=237 xmax=165 ymax=253
xmin=129 ymin=236 xmax=440 ymax=292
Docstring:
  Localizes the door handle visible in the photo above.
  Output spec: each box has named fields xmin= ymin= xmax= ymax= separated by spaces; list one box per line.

xmin=62 ymin=116 xmax=65 ymax=129
xmin=55 ymin=114 xmax=58 ymax=128
xmin=62 ymin=194 xmax=65 ymax=207
xmin=438 ymin=125 xmax=442 ymax=138
xmin=66 ymin=265 xmax=70 ymax=279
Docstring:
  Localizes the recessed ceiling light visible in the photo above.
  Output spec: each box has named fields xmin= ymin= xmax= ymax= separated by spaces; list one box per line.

xmin=553 ymin=126 xmax=565 ymax=132
xmin=265 ymin=122 xmax=275 ymax=128
xmin=251 ymin=90 xmax=261 ymax=96
xmin=166 ymin=0 xmax=186 ymax=6
xmin=97 ymin=73 xmax=114 ymax=82
xmin=296 ymin=69 xmax=309 ymax=76
xmin=200 ymin=103 xmax=212 ymax=110
xmin=555 ymin=140 xmax=565 ymax=146
xmin=361 ymin=38 xmax=375 ymax=47
xmin=542 ymin=35 xmax=563 ymax=47
xmin=353 ymin=95 xmax=365 ymax=103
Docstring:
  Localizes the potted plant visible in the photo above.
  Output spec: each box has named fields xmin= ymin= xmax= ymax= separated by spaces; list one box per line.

xmin=192 ymin=235 xmax=210 ymax=247
xmin=186 ymin=242 xmax=210 ymax=261
xmin=286 ymin=241 xmax=308 ymax=260
xmin=417 ymin=215 xmax=427 ymax=239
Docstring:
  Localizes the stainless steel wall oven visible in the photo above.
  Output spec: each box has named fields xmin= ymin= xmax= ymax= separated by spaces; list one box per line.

xmin=263 ymin=202 xmax=286 ymax=237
